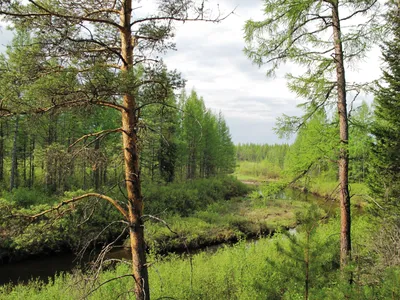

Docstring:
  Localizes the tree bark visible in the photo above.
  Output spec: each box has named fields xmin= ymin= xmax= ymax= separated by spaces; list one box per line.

xmin=332 ymin=2 xmax=352 ymax=269
xmin=120 ymin=1 xmax=150 ymax=299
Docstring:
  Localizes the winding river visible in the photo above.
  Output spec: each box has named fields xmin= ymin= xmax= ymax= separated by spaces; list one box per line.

xmin=0 ymin=188 xmax=333 ymax=286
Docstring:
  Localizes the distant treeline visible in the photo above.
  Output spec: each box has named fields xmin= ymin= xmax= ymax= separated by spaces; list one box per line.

xmin=0 ymin=89 xmax=235 ymax=195
xmin=235 ymin=102 xmax=371 ymax=183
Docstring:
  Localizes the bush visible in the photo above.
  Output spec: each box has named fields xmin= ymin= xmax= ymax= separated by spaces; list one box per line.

xmin=2 ymin=188 xmax=53 ymax=208
xmin=0 ymin=191 xmax=124 ymax=261
xmin=143 ymin=176 xmax=249 ymax=216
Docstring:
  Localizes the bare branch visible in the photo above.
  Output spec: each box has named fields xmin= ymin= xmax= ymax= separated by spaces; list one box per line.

xmin=30 ymin=193 xmax=129 ymax=220
xmin=84 ymin=274 xmax=135 ymax=298
xmin=69 ymin=128 xmax=122 ymax=149
xmin=130 ymin=9 xmax=235 ymax=27
xmin=340 ymin=0 xmax=378 ymax=22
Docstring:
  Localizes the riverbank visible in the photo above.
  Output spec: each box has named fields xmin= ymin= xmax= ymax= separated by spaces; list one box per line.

xmin=0 ymin=192 xmax=310 ymax=285
xmin=131 ymin=194 xmax=309 ymax=254
xmin=236 ymin=173 xmax=369 ymax=210
xmin=0 ymin=181 xmax=316 ymax=285
xmin=0 ymin=177 xmax=250 ymax=263
xmin=2 ymin=215 xmax=398 ymax=300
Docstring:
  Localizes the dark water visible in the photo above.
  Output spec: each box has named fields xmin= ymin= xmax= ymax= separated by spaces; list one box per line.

xmin=0 ymin=188 xmax=331 ymax=286
xmin=0 ymin=247 xmax=134 ymax=286
xmin=0 ymin=252 xmax=82 ymax=285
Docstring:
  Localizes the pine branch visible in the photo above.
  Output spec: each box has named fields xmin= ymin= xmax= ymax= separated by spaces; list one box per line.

xmin=29 ymin=193 xmax=129 ymax=220
xmin=69 ymin=128 xmax=122 ymax=149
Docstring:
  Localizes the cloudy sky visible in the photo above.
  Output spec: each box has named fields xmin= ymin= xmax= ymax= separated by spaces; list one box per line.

xmin=164 ymin=0 xmax=305 ymax=144
xmin=163 ymin=0 xmax=382 ymax=144
xmin=0 ymin=0 xmax=382 ymax=144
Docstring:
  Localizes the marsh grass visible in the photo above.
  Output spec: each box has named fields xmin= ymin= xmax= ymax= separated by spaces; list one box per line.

xmin=2 ymin=217 xmax=399 ymax=300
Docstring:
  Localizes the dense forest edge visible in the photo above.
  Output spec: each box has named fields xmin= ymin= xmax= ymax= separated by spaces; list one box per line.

xmin=0 ymin=0 xmax=400 ymax=299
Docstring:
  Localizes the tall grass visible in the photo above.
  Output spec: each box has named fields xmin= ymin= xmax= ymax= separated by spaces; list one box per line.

xmin=235 ymin=161 xmax=282 ymax=181
xmin=2 ymin=217 xmax=398 ymax=300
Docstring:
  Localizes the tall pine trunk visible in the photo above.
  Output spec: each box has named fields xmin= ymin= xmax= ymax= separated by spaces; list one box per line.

xmin=120 ymin=1 xmax=149 ymax=298
xmin=332 ymin=3 xmax=351 ymax=268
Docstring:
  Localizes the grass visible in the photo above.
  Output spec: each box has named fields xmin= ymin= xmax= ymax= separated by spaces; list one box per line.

xmin=233 ymin=161 xmax=370 ymax=211
xmin=234 ymin=161 xmax=282 ymax=182
xmin=305 ymin=180 xmax=370 ymax=209
xmin=2 ymin=216 xmax=399 ymax=300
xmin=133 ymin=195 xmax=308 ymax=253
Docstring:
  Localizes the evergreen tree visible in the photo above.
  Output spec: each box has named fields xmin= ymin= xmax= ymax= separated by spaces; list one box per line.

xmin=349 ymin=101 xmax=373 ymax=183
xmin=369 ymin=1 xmax=400 ymax=214
xmin=244 ymin=0 xmax=382 ymax=268
xmin=284 ymin=109 xmax=337 ymax=183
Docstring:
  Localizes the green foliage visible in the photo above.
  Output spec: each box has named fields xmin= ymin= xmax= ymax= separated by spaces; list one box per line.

xmin=0 ymin=191 xmax=123 ymax=261
xmin=2 ymin=217 xmax=398 ymax=300
xmin=368 ymin=1 xmax=400 ymax=218
xmin=349 ymin=102 xmax=373 ymax=183
xmin=244 ymin=0 xmax=381 ymax=94
xmin=249 ymin=182 xmax=287 ymax=202
xmin=270 ymin=204 xmax=338 ymax=299
xmin=2 ymin=188 xmax=53 ymax=207
xmin=235 ymin=143 xmax=289 ymax=180
xmin=283 ymin=109 xmax=337 ymax=182
xmin=144 ymin=177 xmax=249 ymax=217
xmin=174 ymin=90 xmax=235 ymax=181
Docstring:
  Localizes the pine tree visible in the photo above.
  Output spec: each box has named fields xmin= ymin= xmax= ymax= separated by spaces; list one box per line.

xmin=244 ymin=0 xmax=382 ymax=269
xmin=369 ymin=0 xmax=400 ymax=214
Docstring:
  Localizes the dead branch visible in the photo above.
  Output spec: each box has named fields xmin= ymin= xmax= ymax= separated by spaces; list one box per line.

xmin=83 ymin=274 xmax=136 ymax=299
xmin=69 ymin=128 xmax=122 ymax=149
xmin=30 ymin=193 xmax=129 ymax=220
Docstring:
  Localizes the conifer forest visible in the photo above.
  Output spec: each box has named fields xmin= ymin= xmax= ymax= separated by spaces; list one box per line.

xmin=0 ymin=1 xmax=399 ymax=299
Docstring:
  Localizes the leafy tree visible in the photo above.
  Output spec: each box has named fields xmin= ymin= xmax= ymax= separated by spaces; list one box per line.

xmin=348 ymin=101 xmax=373 ymax=183
xmin=0 ymin=30 xmax=45 ymax=191
xmin=216 ymin=112 xmax=235 ymax=174
xmin=182 ymin=90 xmax=205 ymax=179
xmin=284 ymin=109 xmax=337 ymax=184
xmin=177 ymin=90 xmax=235 ymax=180
xmin=244 ymin=0 xmax=381 ymax=268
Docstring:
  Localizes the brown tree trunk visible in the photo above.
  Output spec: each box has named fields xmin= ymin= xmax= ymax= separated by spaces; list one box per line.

xmin=332 ymin=2 xmax=352 ymax=269
xmin=120 ymin=1 xmax=150 ymax=299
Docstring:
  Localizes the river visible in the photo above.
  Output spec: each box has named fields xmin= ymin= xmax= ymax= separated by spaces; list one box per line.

xmin=0 ymin=188 xmax=333 ymax=286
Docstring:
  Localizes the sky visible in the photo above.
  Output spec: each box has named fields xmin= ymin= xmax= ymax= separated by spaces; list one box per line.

xmin=0 ymin=0 xmax=383 ymax=144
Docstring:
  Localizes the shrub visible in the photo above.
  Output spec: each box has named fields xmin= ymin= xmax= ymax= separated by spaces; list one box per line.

xmin=2 ymin=188 xmax=53 ymax=208
xmin=143 ymin=176 xmax=249 ymax=216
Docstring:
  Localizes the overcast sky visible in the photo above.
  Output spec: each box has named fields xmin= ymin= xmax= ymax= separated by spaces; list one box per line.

xmin=0 ymin=0 xmax=383 ymax=144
